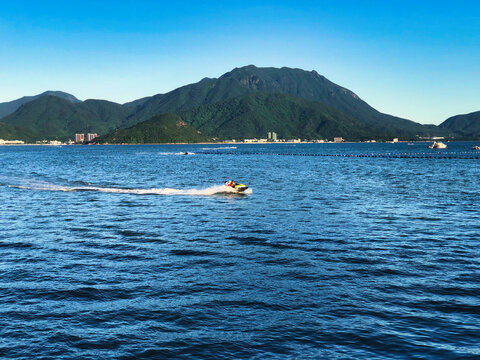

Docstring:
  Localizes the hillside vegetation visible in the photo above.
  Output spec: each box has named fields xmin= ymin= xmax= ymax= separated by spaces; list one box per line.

xmin=181 ymin=92 xmax=374 ymax=140
xmin=439 ymin=111 xmax=480 ymax=139
xmin=0 ymin=91 xmax=80 ymax=118
xmin=1 ymin=96 xmax=129 ymax=140
xmin=0 ymin=122 xmax=40 ymax=142
xmin=96 ymin=113 xmax=212 ymax=144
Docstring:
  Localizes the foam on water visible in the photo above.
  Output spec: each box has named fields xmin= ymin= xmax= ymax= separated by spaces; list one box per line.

xmin=8 ymin=181 xmax=252 ymax=196
xmin=201 ymin=146 xmax=237 ymax=150
xmin=157 ymin=151 xmax=195 ymax=155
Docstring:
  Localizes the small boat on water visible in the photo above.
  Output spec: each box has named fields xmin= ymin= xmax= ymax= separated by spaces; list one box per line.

xmin=472 ymin=145 xmax=480 ymax=150
xmin=428 ymin=141 xmax=447 ymax=149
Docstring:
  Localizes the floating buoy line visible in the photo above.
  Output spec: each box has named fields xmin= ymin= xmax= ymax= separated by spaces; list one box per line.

xmin=197 ymin=151 xmax=480 ymax=159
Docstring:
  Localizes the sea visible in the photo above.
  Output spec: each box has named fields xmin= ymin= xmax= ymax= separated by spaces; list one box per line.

xmin=1 ymin=142 xmax=479 ymax=359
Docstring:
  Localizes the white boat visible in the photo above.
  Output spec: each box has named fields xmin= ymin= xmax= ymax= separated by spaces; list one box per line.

xmin=472 ymin=145 xmax=480 ymax=150
xmin=428 ymin=141 xmax=447 ymax=149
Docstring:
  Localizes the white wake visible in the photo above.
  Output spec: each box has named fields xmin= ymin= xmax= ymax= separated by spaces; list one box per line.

xmin=8 ymin=183 xmax=252 ymax=196
xmin=201 ymin=146 xmax=237 ymax=150
xmin=157 ymin=151 xmax=195 ymax=155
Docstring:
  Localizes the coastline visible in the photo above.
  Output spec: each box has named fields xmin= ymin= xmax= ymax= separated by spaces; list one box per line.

xmin=0 ymin=140 xmax=466 ymax=146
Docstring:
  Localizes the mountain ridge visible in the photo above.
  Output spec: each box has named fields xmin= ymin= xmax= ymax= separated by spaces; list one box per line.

xmin=124 ymin=65 xmax=447 ymax=138
xmin=439 ymin=111 xmax=480 ymax=139
xmin=1 ymin=95 xmax=128 ymax=140
xmin=0 ymin=65 xmax=463 ymax=142
xmin=0 ymin=91 xmax=80 ymax=119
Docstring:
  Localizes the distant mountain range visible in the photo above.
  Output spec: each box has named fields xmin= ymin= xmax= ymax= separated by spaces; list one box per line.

xmin=0 ymin=66 xmax=478 ymax=142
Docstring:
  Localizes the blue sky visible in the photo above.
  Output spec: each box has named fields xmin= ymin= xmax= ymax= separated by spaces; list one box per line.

xmin=0 ymin=0 xmax=479 ymax=124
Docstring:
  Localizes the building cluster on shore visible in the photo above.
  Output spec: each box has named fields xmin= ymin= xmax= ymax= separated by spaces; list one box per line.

xmin=226 ymin=133 xmax=345 ymax=144
xmin=0 ymin=130 xmax=449 ymax=146
xmin=0 ymin=138 xmax=70 ymax=145
xmin=223 ymin=133 xmax=445 ymax=144
xmin=36 ymin=140 xmax=67 ymax=145
xmin=0 ymin=134 xmax=98 ymax=146
xmin=75 ymin=133 xmax=98 ymax=143
xmin=0 ymin=139 xmax=25 ymax=145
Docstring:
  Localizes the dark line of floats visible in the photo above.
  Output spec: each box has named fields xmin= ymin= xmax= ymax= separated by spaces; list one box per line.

xmin=198 ymin=151 xmax=480 ymax=159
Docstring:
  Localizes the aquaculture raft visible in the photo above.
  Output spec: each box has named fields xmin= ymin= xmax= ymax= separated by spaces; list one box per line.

xmin=197 ymin=150 xmax=480 ymax=160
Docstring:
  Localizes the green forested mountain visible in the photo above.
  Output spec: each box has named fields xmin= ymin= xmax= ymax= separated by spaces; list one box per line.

xmin=181 ymin=92 xmax=373 ymax=140
xmin=0 ymin=65 xmax=457 ymax=142
xmin=124 ymin=77 xmax=246 ymax=125
xmin=439 ymin=111 xmax=480 ymax=139
xmin=1 ymin=95 xmax=129 ymax=140
xmin=0 ymin=91 xmax=80 ymax=118
xmin=0 ymin=122 xmax=40 ymax=142
xmin=126 ymin=65 xmax=445 ymax=137
xmin=96 ymin=113 xmax=212 ymax=144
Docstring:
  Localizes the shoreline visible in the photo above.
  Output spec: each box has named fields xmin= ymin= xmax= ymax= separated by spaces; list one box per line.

xmin=1 ymin=140 xmax=478 ymax=146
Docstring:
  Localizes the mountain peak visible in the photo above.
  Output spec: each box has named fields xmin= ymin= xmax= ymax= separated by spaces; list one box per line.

xmin=0 ymin=91 xmax=81 ymax=119
xmin=40 ymin=91 xmax=81 ymax=103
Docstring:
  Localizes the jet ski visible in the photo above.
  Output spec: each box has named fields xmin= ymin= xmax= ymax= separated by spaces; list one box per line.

xmin=224 ymin=180 xmax=248 ymax=192
xmin=232 ymin=183 xmax=248 ymax=192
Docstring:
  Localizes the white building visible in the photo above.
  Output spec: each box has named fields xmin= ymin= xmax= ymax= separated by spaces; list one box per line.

xmin=0 ymin=139 xmax=24 ymax=145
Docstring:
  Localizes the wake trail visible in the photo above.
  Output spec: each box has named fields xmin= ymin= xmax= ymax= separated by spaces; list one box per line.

xmin=157 ymin=151 xmax=195 ymax=155
xmin=7 ymin=182 xmax=252 ymax=196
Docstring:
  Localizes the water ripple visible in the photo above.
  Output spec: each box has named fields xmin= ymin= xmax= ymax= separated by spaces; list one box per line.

xmin=0 ymin=143 xmax=479 ymax=359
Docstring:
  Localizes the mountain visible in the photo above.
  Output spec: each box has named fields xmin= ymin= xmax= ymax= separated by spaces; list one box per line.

xmin=181 ymin=92 xmax=372 ymax=140
xmin=0 ymin=122 xmax=40 ymax=142
xmin=126 ymin=65 xmax=445 ymax=138
xmin=1 ymin=65 xmax=452 ymax=142
xmin=439 ymin=111 xmax=480 ymax=139
xmin=96 ymin=113 xmax=212 ymax=144
xmin=123 ymin=76 xmax=243 ymax=125
xmin=1 ymin=95 xmax=128 ymax=140
xmin=0 ymin=91 xmax=80 ymax=118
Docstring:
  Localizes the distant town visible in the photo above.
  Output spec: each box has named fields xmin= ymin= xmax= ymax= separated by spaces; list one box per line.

xmin=0 ymin=133 xmax=98 ymax=145
xmin=239 ymin=131 xmax=344 ymax=143
xmin=0 ymin=131 xmax=447 ymax=146
xmin=223 ymin=132 xmax=445 ymax=144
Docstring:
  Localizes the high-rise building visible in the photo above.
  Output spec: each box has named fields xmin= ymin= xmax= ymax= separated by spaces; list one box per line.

xmin=75 ymin=133 xmax=85 ymax=143
xmin=86 ymin=133 xmax=98 ymax=142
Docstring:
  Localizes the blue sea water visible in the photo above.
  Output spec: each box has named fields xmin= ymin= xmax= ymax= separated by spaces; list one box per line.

xmin=1 ymin=142 xmax=479 ymax=359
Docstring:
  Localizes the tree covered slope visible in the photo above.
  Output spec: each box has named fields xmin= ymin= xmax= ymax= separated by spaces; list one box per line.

xmin=96 ymin=113 xmax=212 ymax=144
xmin=439 ymin=111 xmax=480 ymax=139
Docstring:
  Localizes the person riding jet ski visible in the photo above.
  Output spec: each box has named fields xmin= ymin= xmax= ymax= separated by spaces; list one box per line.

xmin=224 ymin=180 xmax=236 ymax=187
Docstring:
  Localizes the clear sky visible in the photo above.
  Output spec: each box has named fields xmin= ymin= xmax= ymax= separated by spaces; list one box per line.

xmin=0 ymin=0 xmax=479 ymax=124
